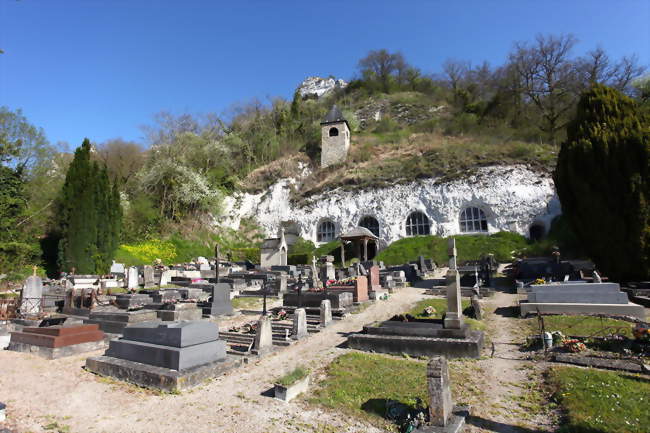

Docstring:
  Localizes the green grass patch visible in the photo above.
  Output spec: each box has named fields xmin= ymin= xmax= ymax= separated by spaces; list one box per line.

xmin=405 ymin=298 xmax=470 ymax=319
xmin=404 ymin=298 xmax=484 ymax=331
xmin=276 ymin=366 xmax=309 ymax=386
xmin=549 ymin=367 xmax=650 ymax=433
xmin=231 ymin=297 xmax=262 ymax=310
xmin=525 ymin=315 xmax=634 ymax=338
xmin=310 ymin=352 xmax=428 ymax=427
xmin=310 ymin=353 xmax=483 ymax=429
xmin=375 ymin=232 xmax=529 ymax=266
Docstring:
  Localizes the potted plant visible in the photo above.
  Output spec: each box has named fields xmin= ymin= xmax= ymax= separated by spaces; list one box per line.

xmin=274 ymin=366 xmax=310 ymax=402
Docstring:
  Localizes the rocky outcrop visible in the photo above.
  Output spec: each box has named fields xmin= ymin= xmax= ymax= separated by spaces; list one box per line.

xmin=219 ymin=165 xmax=561 ymax=246
xmin=297 ymin=76 xmax=348 ymax=99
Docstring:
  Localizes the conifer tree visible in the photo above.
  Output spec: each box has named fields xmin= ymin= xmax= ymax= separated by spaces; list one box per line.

xmin=554 ymin=84 xmax=649 ymax=281
xmin=58 ymin=139 xmax=121 ymax=274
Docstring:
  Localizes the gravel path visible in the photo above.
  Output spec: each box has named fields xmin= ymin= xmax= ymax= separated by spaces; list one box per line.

xmin=0 ymin=287 xmax=426 ymax=433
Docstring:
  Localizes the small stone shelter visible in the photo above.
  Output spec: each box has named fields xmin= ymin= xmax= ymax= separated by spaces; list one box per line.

xmin=260 ymin=227 xmax=288 ymax=268
xmin=340 ymin=227 xmax=379 ymax=262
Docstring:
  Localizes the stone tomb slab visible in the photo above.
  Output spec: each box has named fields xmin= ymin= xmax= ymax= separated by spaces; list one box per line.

xmin=347 ymin=332 xmax=483 ymax=358
xmin=104 ymin=321 xmax=225 ymax=371
xmin=8 ymin=324 xmax=106 ymax=359
xmin=283 ymin=292 xmax=353 ymax=309
xmin=156 ymin=303 xmax=203 ymax=321
xmin=85 ymin=354 xmax=242 ymax=392
xmin=364 ymin=321 xmax=471 ymax=339
xmin=122 ymin=321 xmax=219 ymax=347
xmin=84 ymin=309 xmax=159 ymax=334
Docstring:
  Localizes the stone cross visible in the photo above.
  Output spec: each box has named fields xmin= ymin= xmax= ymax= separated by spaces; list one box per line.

xmin=444 ymin=237 xmax=463 ymax=329
xmin=427 ymin=356 xmax=453 ymax=427
xmin=311 ymin=256 xmax=321 ymax=288
xmin=214 ymin=243 xmax=220 ymax=282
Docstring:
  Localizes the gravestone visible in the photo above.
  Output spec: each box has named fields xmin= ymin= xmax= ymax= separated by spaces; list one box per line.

xmin=143 ymin=266 xmax=155 ymax=288
xmin=292 ymin=308 xmax=308 ymax=340
xmin=419 ymin=255 xmax=428 ymax=273
xmin=110 ymin=261 xmax=125 ymax=275
xmin=444 ymin=238 xmax=463 ymax=329
xmin=202 ymin=283 xmax=234 ymax=317
xmin=320 ymin=299 xmax=332 ymax=327
xmin=253 ymin=316 xmax=273 ymax=355
xmin=21 ymin=275 xmax=43 ymax=315
xmin=105 ymin=321 xmax=225 ymax=370
xmin=369 ymin=266 xmax=381 ymax=291
xmin=275 ymin=274 xmax=288 ymax=294
xmin=158 ymin=270 xmax=172 ymax=286
xmin=127 ymin=266 xmax=139 ymax=290
xmin=427 ymin=356 xmax=453 ymax=427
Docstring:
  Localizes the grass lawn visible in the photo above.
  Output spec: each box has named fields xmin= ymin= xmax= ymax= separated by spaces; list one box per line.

xmin=231 ymin=297 xmax=262 ymax=310
xmin=404 ymin=298 xmax=485 ymax=331
xmin=309 ymin=352 xmax=483 ymax=430
xmin=549 ymin=367 xmax=650 ymax=433
xmin=406 ymin=298 xmax=471 ymax=319
xmin=524 ymin=315 xmax=634 ymax=338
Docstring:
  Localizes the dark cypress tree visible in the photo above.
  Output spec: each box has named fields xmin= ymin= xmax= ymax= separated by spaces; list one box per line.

xmin=554 ymin=84 xmax=650 ymax=281
xmin=58 ymin=139 xmax=121 ymax=274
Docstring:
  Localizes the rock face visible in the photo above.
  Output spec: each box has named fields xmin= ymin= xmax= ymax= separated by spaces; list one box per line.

xmin=297 ymin=76 xmax=348 ymax=99
xmin=220 ymin=165 xmax=561 ymax=246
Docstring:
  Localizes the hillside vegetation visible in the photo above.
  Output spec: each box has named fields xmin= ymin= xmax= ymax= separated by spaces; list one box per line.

xmin=2 ymin=35 xmax=647 ymax=276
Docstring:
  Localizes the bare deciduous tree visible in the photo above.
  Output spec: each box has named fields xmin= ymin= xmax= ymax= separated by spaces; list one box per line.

xmin=96 ymin=138 xmax=145 ymax=185
xmin=509 ymin=34 xmax=580 ymax=143
xmin=358 ymin=49 xmax=407 ymax=93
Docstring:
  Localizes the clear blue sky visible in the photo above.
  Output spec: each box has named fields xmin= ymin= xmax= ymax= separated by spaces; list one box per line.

xmin=1 ymin=0 xmax=649 ymax=148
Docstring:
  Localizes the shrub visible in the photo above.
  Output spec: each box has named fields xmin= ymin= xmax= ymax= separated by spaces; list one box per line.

xmin=555 ymin=84 xmax=650 ymax=281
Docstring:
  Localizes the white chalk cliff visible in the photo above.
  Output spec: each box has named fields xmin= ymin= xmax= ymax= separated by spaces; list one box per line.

xmin=220 ymin=165 xmax=561 ymax=246
xmin=297 ymin=76 xmax=348 ymax=99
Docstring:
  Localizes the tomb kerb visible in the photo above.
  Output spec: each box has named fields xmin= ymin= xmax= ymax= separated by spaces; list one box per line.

xmin=444 ymin=238 xmax=463 ymax=329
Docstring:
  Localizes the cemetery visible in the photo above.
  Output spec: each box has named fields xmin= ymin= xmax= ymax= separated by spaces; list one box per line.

xmin=1 ymin=4 xmax=648 ymax=432
xmin=1 ymin=230 xmax=648 ymax=432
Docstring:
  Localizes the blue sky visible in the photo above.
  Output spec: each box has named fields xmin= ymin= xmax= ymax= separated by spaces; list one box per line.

xmin=1 ymin=0 xmax=649 ymax=148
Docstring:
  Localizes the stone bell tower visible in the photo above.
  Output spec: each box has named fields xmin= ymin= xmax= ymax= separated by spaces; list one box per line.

xmin=320 ymin=105 xmax=350 ymax=168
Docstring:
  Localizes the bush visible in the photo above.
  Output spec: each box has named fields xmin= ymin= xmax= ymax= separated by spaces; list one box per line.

xmin=288 ymin=253 xmax=309 ymax=265
xmin=229 ymin=247 xmax=260 ymax=263
xmin=375 ymin=232 xmax=529 ymax=266
xmin=555 ymin=84 xmax=650 ymax=281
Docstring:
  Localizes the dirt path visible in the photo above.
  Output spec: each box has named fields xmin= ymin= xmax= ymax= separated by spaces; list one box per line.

xmin=0 ymin=287 xmax=426 ymax=433
xmin=466 ymin=291 xmax=557 ymax=433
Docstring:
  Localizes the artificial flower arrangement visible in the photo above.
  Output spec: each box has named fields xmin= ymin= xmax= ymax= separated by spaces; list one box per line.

xmin=633 ymin=324 xmax=650 ymax=341
xmin=562 ymin=338 xmax=586 ymax=353
xmin=325 ymin=277 xmax=357 ymax=287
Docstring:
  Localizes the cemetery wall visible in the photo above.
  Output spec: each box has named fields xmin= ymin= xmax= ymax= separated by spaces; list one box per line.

xmin=220 ymin=164 xmax=560 ymax=246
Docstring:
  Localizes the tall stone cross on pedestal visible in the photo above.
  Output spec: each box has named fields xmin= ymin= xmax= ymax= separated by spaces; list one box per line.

xmin=444 ymin=237 xmax=463 ymax=329
xmin=214 ymin=243 xmax=220 ymax=283
xmin=311 ymin=255 xmax=322 ymax=288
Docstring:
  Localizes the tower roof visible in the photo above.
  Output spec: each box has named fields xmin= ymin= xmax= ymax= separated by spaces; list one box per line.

xmin=321 ymin=105 xmax=348 ymax=126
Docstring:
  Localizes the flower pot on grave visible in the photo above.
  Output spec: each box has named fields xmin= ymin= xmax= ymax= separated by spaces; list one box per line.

xmin=274 ymin=375 xmax=310 ymax=402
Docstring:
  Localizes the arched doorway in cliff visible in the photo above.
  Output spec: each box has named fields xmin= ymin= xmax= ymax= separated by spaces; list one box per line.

xmin=529 ymin=223 xmax=545 ymax=241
